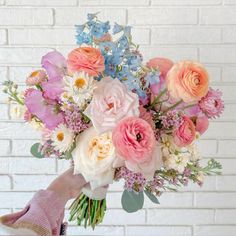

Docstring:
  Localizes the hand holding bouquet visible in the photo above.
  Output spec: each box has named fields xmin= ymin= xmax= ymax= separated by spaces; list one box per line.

xmin=3 ymin=13 xmax=223 ymax=229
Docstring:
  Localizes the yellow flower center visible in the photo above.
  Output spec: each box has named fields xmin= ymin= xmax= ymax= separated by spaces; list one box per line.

xmin=30 ymin=71 xmax=39 ymax=77
xmin=74 ymin=78 xmax=86 ymax=89
xmin=57 ymin=132 xmax=64 ymax=141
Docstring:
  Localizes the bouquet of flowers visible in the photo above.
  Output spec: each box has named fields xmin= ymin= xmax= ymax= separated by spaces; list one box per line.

xmin=3 ymin=13 xmax=224 ymax=229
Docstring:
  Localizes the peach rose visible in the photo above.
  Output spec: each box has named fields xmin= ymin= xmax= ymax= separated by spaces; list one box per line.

xmin=166 ymin=61 xmax=209 ymax=103
xmin=173 ymin=116 xmax=195 ymax=147
xmin=67 ymin=47 xmax=105 ymax=76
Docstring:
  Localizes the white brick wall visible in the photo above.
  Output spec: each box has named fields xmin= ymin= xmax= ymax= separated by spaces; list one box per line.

xmin=0 ymin=1 xmax=235 ymax=236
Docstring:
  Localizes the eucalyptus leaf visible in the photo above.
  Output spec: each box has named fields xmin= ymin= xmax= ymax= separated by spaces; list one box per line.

xmin=144 ymin=190 xmax=160 ymax=204
xmin=30 ymin=143 xmax=44 ymax=158
xmin=121 ymin=190 xmax=144 ymax=213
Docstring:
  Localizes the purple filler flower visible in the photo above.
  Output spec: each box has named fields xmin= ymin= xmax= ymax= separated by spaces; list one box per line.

xmin=24 ymin=89 xmax=64 ymax=130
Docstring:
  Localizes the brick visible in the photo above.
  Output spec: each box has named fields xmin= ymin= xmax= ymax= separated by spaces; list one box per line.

xmin=217 ymin=176 xmax=236 ymax=191
xmin=127 ymin=226 xmax=192 ymax=236
xmin=6 ymin=0 xmax=77 ymax=5
xmin=0 ymin=122 xmax=40 ymax=139
xmin=147 ymin=209 xmax=214 ymax=225
xmin=57 ymin=159 xmax=71 ymax=173
xmin=201 ymin=7 xmax=236 ymax=25
xmin=0 ymin=47 xmax=53 ymax=65
xmin=141 ymin=46 xmax=198 ymax=62
xmin=132 ymin=28 xmax=150 ymax=45
xmin=212 ymin=85 xmax=236 ymax=102
xmin=0 ymin=29 xmax=6 ymax=45
xmin=0 ymin=8 xmax=53 ymax=26
xmin=0 ymin=67 xmax=7 ymax=82
xmin=129 ymin=8 xmax=198 ymax=25
xmin=222 ymin=66 xmax=236 ymax=82
xmin=0 ymin=192 xmax=34 ymax=208
xmin=206 ymin=66 xmax=221 ymax=82
xmin=151 ymin=28 xmax=221 ymax=44
xmin=195 ymin=193 xmax=236 ymax=208
xmin=0 ymin=104 xmax=9 ymax=120
xmin=224 ymin=0 xmax=236 ymax=4
xmin=215 ymin=209 xmax=236 ymax=224
xmin=12 ymin=139 xmax=37 ymax=156
xmin=217 ymin=158 xmax=236 ymax=174
xmin=103 ymin=209 xmax=145 ymax=224
xmin=196 ymin=139 xmax=218 ymax=157
xmin=55 ymin=8 xmax=126 ymax=26
xmin=67 ymin=226 xmax=124 ymax=236
xmin=200 ymin=47 xmax=236 ymax=63
xmin=9 ymin=28 xmax=75 ymax=45
xmin=0 ymin=139 xmax=10 ymax=156
xmin=202 ymin=122 xmax=236 ymax=139
xmin=223 ymin=27 xmax=236 ymax=43
xmin=194 ymin=226 xmax=236 ymax=236
xmin=0 ymin=158 xmax=9 ymax=174
xmin=218 ymin=103 xmax=236 ymax=120
xmin=0 ymin=209 xmax=11 ymax=215
xmin=0 ymin=175 xmax=11 ymax=190
xmin=9 ymin=157 xmax=56 ymax=174
xmin=13 ymin=175 xmax=56 ymax=190
xmin=152 ymin=0 xmax=222 ymax=5
xmin=80 ymin=0 xmax=150 ymax=6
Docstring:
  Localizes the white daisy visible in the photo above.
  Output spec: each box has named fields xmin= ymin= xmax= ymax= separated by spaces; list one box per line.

xmin=51 ymin=124 xmax=74 ymax=153
xmin=63 ymin=71 xmax=96 ymax=107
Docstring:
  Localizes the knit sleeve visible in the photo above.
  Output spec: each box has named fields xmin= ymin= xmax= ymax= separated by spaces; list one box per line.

xmin=0 ymin=190 xmax=66 ymax=236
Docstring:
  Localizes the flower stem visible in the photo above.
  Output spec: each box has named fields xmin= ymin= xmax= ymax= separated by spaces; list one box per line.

xmin=150 ymin=88 xmax=167 ymax=108
xmin=163 ymin=99 xmax=183 ymax=114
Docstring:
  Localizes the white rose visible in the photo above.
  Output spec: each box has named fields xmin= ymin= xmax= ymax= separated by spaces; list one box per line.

xmin=84 ymin=77 xmax=139 ymax=134
xmin=73 ymin=127 xmax=116 ymax=191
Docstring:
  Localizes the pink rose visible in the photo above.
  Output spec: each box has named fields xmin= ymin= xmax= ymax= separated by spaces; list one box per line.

xmin=173 ymin=116 xmax=195 ymax=147
xmin=84 ymin=77 xmax=139 ymax=134
xmin=195 ymin=116 xmax=209 ymax=135
xmin=112 ymin=117 xmax=162 ymax=179
xmin=146 ymin=57 xmax=174 ymax=79
xmin=166 ymin=61 xmax=209 ymax=103
xmin=67 ymin=47 xmax=104 ymax=76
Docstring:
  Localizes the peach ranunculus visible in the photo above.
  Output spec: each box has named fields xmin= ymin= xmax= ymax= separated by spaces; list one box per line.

xmin=84 ymin=77 xmax=139 ymax=134
xmin=166 ymin=61 xmax=209 ymax=103
xmin=173 ymin=116 xmax=196 ymax=147
xmin=146 ymin=57 xmax=174 ymax=79
xmin=112 ymin=117 xmax=162 ymax=179
xmin=67 ymin=47 xmax=105 ymax=76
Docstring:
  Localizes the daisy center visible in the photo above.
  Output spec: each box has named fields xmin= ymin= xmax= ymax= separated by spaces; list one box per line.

xmin=56 ymin=132 xmax=64 ymax=141
xmin=30 ymin=71 xmax=39 ymax=77
xmin=74 ymin=78 xmax=86 ymax=89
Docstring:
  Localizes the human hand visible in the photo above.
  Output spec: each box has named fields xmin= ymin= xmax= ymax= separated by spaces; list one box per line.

xmin=47 ymin=168 xmax=87 ymax=204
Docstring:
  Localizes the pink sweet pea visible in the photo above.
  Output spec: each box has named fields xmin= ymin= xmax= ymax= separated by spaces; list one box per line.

xmin=24 ymin=89 xmax=64 ymax=130
xmin=41 ymin=51 xmax=66 ymax=81
xmin=173 ymin=116 xmax=195 ymax=147
xmin=42 ymin=80 xmax=64 ymax=101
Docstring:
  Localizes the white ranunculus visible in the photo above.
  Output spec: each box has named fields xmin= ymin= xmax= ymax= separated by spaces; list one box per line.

xmin=73 ymin=127 xmax=116 ymax=192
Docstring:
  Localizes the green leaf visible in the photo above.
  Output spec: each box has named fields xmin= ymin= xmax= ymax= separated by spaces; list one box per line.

xmin=30 ymin=143 xmax=44 ymax=158
xmin=121 ymin=190 xmax=144 ymax=213
xmin=144 ymin=190 xmax=160 ymax=204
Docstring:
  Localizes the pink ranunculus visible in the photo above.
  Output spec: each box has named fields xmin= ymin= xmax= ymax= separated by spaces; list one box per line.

xmin=24 ymin=89 xmax=64 ymax=130
xmin=112 ymin=117 xmax=162 ymax=179
xmin=166 ymin=61 xmax=209 ymax=103
xmin=173 ymin=116 xmax=196 ymax=147
xmin=26 ymin=70 xmax=47 ymax=86
xmin=84 ymin=77 xmax=139 ymax=134
xmin=195 ymin=116 xmax=209 ymax=135
xmin=67 ymin=47 xmax=105 ymax=76
xmin=147 ymin=57 xmax=174 ymax=80
xmin=41 ymin=51 xmax=67 ymax=81
xmin=198 ymin=88 xmax=224 ymax=118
